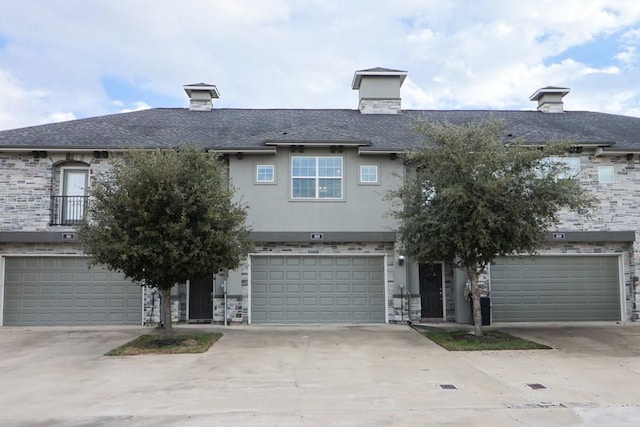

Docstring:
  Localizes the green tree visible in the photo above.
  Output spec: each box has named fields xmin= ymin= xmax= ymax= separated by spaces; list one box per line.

xmin=391 ymin=119 xmax=596 ymax=336
xmin=77 ymin=145 xmax=252 ymax=339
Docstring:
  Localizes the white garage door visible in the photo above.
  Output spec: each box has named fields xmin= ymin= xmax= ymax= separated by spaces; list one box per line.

xmin=251 ymin=255 xmax=385 ymax=324
xmin=3 ymin=257 xmax=142 ymax=326
xmin=490 ymin=255 xmax=621 ymax=322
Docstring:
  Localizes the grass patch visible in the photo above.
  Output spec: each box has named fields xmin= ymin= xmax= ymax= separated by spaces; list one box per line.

xmin=423 ymin=330 xmax=551 ymax=351
xmin=105 ymin=331 xmax=222 ymax=356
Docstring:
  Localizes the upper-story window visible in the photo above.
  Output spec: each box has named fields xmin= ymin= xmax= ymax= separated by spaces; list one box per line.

xmin=291 ymin=156 xmax=343 ymax=199
xmin=359 ymin=164 xmax=379 ymax=185
xmin=256 ymin=164 xmax=275 ymax=183
xmin=598 ymin=165 xmax=615 ymax=183
xmin=51 ymin=164 xmax=89 ymax=226
xmin=544 ymin=157 xmax=581 ymax=179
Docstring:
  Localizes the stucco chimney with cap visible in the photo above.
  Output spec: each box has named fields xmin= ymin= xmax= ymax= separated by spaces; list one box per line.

xmin=529 ymin=86 xmax=570 ymax=113
xmin=183 ymin=83 xmax=220 ymax=111
xmin=351 ymin=67 xmax=408 ymax=114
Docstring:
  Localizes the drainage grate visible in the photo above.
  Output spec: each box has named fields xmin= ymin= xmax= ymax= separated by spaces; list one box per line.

xmin=439 ymin=384 xmax=457 ymax=390
xmin=527 ymin=383 xmax=547 ymax=390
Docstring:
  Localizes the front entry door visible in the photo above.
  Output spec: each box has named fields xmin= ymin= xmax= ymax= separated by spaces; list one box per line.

xmin=189 ymin=277 xmax=213 ymax=320
xmin=419 ymin=263 xmax=443 ymax=318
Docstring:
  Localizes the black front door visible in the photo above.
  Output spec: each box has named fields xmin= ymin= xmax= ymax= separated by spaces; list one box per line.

xmin=419 ymin=264 xmax=443 ymax=318
xmin=189 ymin=277 xmax=213 ymax=320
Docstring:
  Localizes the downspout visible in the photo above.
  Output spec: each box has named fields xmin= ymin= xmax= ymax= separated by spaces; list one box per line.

xmin=223 ymin=280 xmax=228 ymax=326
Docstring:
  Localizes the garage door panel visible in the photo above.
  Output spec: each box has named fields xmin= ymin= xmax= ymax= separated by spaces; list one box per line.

xmin=336 ymin=271 xmax=350 ymax=280
xmin=319 ymin=284 xmax=334 ymax=293
xmin=319 ymin=296 xmax=334 ymax=305
xmin=352 ymin=284 xmax=367 ymax=293
xmin=3 ymin=257 xmax=142 ymax=326
xmin=269 ymin=271 xmax=284 ymax=280
xmin=251 ymin=255 xmax=385 ymax=324
xmin=336 ymin=284 xmax=350 ymax=293
xmin=303 ymin=284 xmax=318 ymax=292
xmin=286 ymin=284 xmax=301 ymax=292
xmin=286 ymin=297 xmax=301 ymax=305
xmin=286 ymin=271 xmax=301 ymax=280
xmin=491 ymin=256 xmax=620 ymax=322
xmin=319 ymin=258 xmax=334 ymax=267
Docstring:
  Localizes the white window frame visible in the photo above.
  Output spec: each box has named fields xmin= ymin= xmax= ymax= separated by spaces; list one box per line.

xmin=59 ymin=166 xmax=89 ymax=224
xmin=359 ymin=164 xmax=380 ymax=185
xmin=597 ymin=165 xmax=615 ymax=183
xmin=544 ymin=156 xmax=581 ymax=179
xmin=291 ymin=156 xmax=343 ymax=200
xmin=255 ymin=164 xmax=275 ymax=184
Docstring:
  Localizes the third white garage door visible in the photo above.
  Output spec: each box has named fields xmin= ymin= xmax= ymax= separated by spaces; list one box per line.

xmin=490 ymin=255 xmax=621 ymax=322
xmin=250 ymin=255 xmax=385 ymax=324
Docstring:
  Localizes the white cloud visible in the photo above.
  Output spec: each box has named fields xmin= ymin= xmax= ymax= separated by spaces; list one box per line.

xmin=42 ymin=112 xmax=76 ymax=124
xmin=0 ymin=69 xmax=77 ymax=129
xmin=1 ymin=0 xmax=640 ymax=129
xmin=119 ymin=102 xmax=152 ymax=113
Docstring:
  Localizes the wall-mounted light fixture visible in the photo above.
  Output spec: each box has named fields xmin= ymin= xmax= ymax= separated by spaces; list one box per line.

xmin=398 ymin=255 xmax=405 ymax=265
xmin=569 ymin=146 xmax=583 ymax=154
xmin=236 ymin=152 xmax=244 ymax=160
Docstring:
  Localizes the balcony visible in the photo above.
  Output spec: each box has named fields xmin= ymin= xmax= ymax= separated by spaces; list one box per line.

xmin=50 ymin=195 xmax=89 ymax=226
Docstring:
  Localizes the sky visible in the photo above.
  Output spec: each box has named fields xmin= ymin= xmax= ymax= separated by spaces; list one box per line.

xmin=1 ymin=0 xmax=640 ymax=131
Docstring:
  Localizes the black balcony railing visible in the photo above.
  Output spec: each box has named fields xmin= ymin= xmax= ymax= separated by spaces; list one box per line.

xmin=50 ymin=195 xmax=89 ymax=226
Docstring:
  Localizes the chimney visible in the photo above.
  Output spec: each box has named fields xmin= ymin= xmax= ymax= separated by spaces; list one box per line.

xmin=351 ymin=67 xmax=407 ymax=114
xmin=529 ymin=86 xmax=570 ymax=113
xmin=183 ymin=83 xmax=220 ymax=111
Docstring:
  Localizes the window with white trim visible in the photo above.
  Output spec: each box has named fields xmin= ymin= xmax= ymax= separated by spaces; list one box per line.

xmin=359 ymin=164 xmax=379 ymax=184
xmin=291 ymin=156 xmax=343 ymax=199
xmin=598 ymin=165 xmax=615 ymax=183
xmin=544 ymin=157 xmax=581 ymax=179
xmin=256 ymin=164 xmax=275 ymax=183
xmin=51 ymin=164 xmax=89 ymax=225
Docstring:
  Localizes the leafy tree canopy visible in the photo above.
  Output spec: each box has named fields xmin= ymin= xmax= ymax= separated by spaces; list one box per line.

xmin=78 ymin=144 xmax=252 ymax=337
xmin=390 ymin=119 xmax=596 ymax=335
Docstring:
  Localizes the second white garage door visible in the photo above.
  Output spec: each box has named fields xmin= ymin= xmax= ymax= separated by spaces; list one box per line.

xmin=250 ymin=255 xmax=385 ymax=324
xmin=490 ymin=255 xmax=621 ymax=322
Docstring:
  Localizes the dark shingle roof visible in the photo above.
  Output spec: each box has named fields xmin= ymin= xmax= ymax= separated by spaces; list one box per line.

xmin=0 ymin=108 xmax=639 ymax=152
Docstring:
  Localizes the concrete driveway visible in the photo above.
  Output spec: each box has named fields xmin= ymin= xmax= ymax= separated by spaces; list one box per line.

xmin=0 ymin=323 xmax=639 ymax=426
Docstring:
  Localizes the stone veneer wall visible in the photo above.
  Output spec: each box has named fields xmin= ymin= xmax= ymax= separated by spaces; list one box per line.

xmin=0 ymin=242 xmax=84 ymax=255
xmin=212 ymin=296 xmax=244 ymax=324
xmin=0 ymin=152 xmax=112 ymax=232
xmin=143 ymin=286 xmax=182 ymax=325
xmin=358 ymin=99 xmax=401 ymax=114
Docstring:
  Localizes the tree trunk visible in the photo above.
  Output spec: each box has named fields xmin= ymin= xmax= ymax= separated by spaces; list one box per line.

xmin=466 ymin=267 xmax=483 ymax=337
xmin=161 ymin=287 xmax=174 ymax=340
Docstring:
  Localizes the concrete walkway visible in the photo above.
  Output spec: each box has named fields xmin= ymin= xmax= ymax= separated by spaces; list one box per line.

xmin=0 ymin=323 xmax=639 ymax=426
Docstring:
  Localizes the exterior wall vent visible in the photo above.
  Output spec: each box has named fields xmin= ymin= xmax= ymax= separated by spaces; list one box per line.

xmin=183 ymin=83 xmax=220 ymax=111
xmin=529 ymin=86 xmax=570 ymax=113
xmin=351 ymin=67 xmax=407 ymax=114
